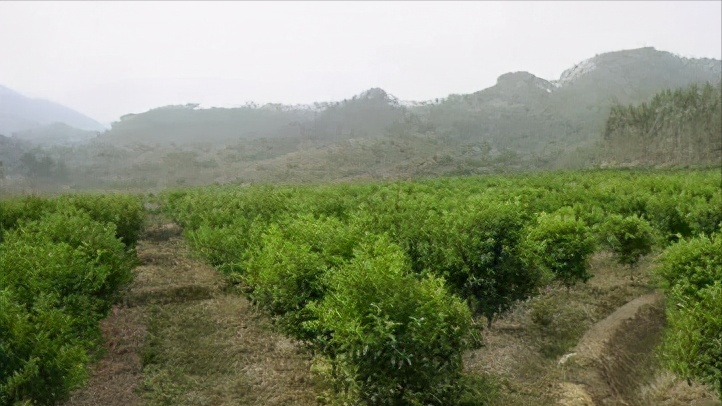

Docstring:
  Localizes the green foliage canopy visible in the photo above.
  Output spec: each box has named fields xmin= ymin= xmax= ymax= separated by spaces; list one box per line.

xmin=658 ymin=233 xmax=722 ymax=398
xmin=522 ymin=208 xmax=596 ymax=289
xmin=312 ymin=236 xmax=473 ymax=406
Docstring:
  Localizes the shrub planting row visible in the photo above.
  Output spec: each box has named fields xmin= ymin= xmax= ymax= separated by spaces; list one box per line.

xmin=162 ymin=169 xmax=720 ymax=404
xmin=0 ymin=194 xmax=143 ymax=405
xmin=657 ymin=232 xmax=722 ymax=399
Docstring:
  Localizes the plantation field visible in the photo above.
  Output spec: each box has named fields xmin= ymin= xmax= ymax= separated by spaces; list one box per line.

xmin=1 ymin=168 xmax=720 ymax=405
xmin=160 ymin=168 xmax=721 ymax=405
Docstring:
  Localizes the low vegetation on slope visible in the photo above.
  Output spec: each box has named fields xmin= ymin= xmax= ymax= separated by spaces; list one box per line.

xmin=2 ymin=48 xmax=720 ymax=195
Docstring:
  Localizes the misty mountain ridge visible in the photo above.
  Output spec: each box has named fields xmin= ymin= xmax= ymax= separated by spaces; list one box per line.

xmin=456 ymin=47 xmax=720 ymax=102
xmin=2 ymin=46 xmax=720 ymax=191
xmin=2 ymin=47 xmax=720 ymax=193
xmin=0 ymin=85 xmax=107 ymax=139
xmin=97 ymin=47 xmax=720 ymax=146
xmin=3 ymin=46 xmax=719 ymax=149
xmin=11 ymin=122 xmax=99 ymax=146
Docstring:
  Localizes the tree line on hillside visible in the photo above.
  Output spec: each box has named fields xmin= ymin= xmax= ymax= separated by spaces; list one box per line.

xmin=3 ymin=72 xmax=721 ymax=193
xmin=104 ymin=89 xmax=409 ymax=145
xmin=604 ymin=81 xmax=722 ymax=166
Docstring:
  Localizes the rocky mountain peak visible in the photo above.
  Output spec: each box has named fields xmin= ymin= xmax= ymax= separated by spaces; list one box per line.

xmin=356 ymin=87 xmax=391 ymax=101
xmin=495 ymin=71 xmax=556 ymax=94
xmin=556 ymin=47 xmax=722 ymax=88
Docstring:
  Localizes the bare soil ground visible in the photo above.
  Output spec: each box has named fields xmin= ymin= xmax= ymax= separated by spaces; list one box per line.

xmin=557 ymin=288 xmax=719 ymax=406
xmin=63 ymin=213 xmax=319 ymax=406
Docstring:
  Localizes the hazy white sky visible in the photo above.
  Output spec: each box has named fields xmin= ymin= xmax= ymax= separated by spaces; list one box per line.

xmin=1 ymin=1 xmax=720 ymax=124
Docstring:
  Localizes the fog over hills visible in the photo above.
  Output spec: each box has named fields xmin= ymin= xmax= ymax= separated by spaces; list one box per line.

xmin=0 ymin=85 xmax=107 ymax=137
xmin=1 ymin=47 xmax=720 ymax=192
xmin=95 ymin=47 xmax=720 ymax=151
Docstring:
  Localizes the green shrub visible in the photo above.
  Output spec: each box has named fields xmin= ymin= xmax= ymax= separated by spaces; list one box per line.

xmin=0 ymin=204 xmax=138 ymax=405
xmin=657 ymin=233 xmax=722 ymax=298
xmin=312 ymin=236 xmax=473 ymax=405
xmin=647 ymin=196 xmax=693 ymax=243
xmin=0 ymin=196 xmax=56 ymax=243
xmin=5 ymin=208 xmax=134 ymax=311
xmin=570 ymin=202 xmax=606 ymax=230
xmin=245 ymin=224 xmax=327 ymax=332
xmin=660 ymin=281 xmax=722 ymax=399
xmin=687 ymin=193 xmax=722 ymax=237
xmin=599 ymin=214 xmax=656 ymax=278
xmin=0 ymin=289 xmax=90 ymax=406
xmin=522 ymin=208 xmax=596 ymax=289
xmin=0 ymin=194 xmax=145 ymax=248
xmin=58 ymin=194 xmax=145 ymax=247
xmin=243 ymin=215 xmax=364 ymax=340
xmin=1 ymin=217 xmax=131 ymax=335
xmin=440 ymin=201 xmax=541 ymax=326
xmin=658 ymin=233 xmax=722 ymax=398
xmin=614 ymin=193 xmax=649 ymax=218
xmin=186 ymin=220 xmax=252 ymax=268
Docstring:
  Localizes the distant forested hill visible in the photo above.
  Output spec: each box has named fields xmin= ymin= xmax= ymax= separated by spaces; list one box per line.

xmin=96 ymin=47 xmax=721 ymax=166
xmin=100 ymin=88 xmax=409 ymax=146
xmin=603 ymin=81 xmax=722 ymax=166
xmin=6 ymin=47 xmax=721 ymax=193
xmin=0 ymin=85 xmax=106 ymax=135
xmin=416 ymin=47 xmax=721 ymax=157
xmin=103 ymin=103 xmax=313 ymax=145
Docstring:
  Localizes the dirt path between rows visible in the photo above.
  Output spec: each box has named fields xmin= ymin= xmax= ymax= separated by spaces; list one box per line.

xmin=557 ymin=288 xmax=721 ymax=406
xmin=572 ymin=292 xmax=662 ymax=363
xmin=64 ymin=216 xmax=318 ymax=406
xmin=557 ymin=292 xmax=665 ymax=406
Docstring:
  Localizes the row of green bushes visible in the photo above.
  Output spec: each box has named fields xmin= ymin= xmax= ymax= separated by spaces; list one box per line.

xmin=658 ymin=232 xmax=722 ymax=399
xmin=0 ymin=194 xmax=145 ymax=247
xmin=178 ymin=206 xmax=482 ymax=404
xmin=165 ymin=169 xmax=721 ymax=249
xmin=163 ymin=169 xmax=720 ymax=404
xmin=0 ymin=194 xmax=144 ymax=405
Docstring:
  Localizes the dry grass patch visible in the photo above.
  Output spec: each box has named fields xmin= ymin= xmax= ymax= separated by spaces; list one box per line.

xmin=65 ymin=211 xmax=319 ymax=406
xmin=63 ymin=305 xmax=147 ymax=406
xmin=141 ymin=292 xmax=319 ymax=406
xmin=463 ymin=251 xmax=658 ymax=406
